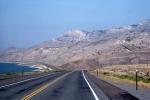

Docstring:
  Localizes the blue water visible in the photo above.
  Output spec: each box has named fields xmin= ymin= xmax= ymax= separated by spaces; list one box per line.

xmin=0 ymin=63 xmax=37 ymax=72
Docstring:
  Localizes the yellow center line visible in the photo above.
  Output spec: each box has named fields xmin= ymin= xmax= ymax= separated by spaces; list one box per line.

xmin=21 ymin=72 xmax=72 ymax=100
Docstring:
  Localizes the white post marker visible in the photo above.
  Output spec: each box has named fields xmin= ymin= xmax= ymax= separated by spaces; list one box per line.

xmin=82 ymin=70 xmax=99 ymax=100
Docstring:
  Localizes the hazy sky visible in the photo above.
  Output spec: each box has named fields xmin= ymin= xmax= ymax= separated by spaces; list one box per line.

xmin=0 ymin=0 xmax=150 ymax=48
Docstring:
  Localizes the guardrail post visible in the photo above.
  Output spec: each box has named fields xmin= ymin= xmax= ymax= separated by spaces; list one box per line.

xmin=136 ymin=70 xmax=138 ymax=90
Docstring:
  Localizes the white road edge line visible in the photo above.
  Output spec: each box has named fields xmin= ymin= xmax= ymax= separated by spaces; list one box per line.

xmin=82 ymin=70 xmax=99 ymax=100
xmin=0 ymin=72 xmax=59 ymax=89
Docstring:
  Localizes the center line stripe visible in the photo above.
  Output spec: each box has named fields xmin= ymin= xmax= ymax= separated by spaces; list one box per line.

xmin=21 ymin=72 xmax=72 ymax=100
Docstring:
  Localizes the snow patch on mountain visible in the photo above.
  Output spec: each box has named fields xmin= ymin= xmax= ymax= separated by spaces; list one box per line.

xmin=56 ymin=29 xmax=87 ymax=42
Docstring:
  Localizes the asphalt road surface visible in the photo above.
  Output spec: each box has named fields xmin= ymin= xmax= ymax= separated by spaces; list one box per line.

xmin=0 ymin=71 xmax=139 ymax=100
xmin=0 ymin=71 xmax=66 ymax=100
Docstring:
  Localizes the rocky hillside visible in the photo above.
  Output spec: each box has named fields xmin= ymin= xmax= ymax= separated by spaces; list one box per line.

xmin=0 ymin=19 xmax=150 ymax=70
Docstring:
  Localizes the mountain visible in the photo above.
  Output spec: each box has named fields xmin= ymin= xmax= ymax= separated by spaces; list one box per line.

xmin=0 ymin=19 xmax=150 ymax=70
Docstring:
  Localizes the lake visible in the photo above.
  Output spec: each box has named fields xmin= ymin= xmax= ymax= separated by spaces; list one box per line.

xmin=0 ymin=63 xmax=37 ymax=73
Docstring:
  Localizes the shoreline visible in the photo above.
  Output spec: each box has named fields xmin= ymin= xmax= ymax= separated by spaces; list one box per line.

xmin=0 ymin=61 xmax=52 ymax=72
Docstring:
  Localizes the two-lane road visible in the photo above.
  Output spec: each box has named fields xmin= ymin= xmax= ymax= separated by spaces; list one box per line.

xmin=0 ymin=71 xmax=139 ymax=100
xmin=27 ymin=71 xmax=96 ymax=100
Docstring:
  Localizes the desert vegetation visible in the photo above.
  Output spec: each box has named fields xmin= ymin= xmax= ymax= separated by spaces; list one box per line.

xmin=91 ymin=64 xmax=150 ymax=88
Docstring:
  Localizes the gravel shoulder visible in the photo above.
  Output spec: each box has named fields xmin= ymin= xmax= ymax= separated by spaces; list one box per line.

xmin=87 ymin=73 xmax=139 ymax=100
xmin=97 ymin=75 xmax=150 ymax=100
xmin=111 ymin=82 xmax=150 ymax=100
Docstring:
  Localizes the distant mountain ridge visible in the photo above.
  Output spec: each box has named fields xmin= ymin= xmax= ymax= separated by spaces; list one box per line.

xmin=0 ymin=19 xmax=150 ymax=69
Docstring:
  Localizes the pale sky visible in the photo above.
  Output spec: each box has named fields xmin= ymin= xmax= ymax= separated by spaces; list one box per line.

xmin=0 ymin=0 xmax=150 ymax=48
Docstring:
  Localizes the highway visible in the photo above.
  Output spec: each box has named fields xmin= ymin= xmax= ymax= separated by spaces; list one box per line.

xmin=0 ymin=71 xmax=139 ymax=100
